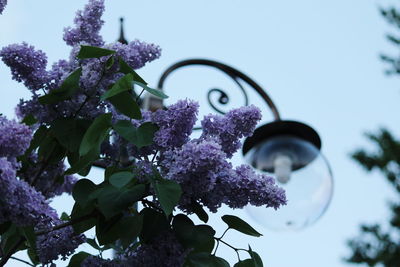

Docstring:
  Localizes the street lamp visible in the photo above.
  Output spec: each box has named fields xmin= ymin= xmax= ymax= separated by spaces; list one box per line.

xmin=119 ymin=19 xmax=333 ymax=231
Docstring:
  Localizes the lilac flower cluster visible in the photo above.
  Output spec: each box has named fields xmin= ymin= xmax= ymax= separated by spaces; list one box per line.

xmin=19 ymin=155 xmax=77 ymax=199
xmin=0 ymin=0 xmax=6 ymax=14
xmin=82 ymin=231 xmax=187 ymax=267
xmin=201 ymin=105 xmax=262 ymax=158
xmin=82 ymin=256 xmax=125 ymax=267
xmin=128 ymin=231 xmax=188 ymax=267
xmin=161 ymin=138 xmax=230 ymax=208
xmin=0 ymin=116 xmax=32 ymax=158
xmin=0 ymin=117 xmax=83 ymax=264
xmin=159 ymin=105 xmax=286 ymax=213
xmin=0 ymin=158 xmax=84 ymax=263
xmin=63 ymin=0 xmax=105 ymax=47
xmin=203 ymin=165 xmax=287 ymax=212
xmin=36 ymin=209 xmax=86 ymax=264
xmin=152 ymin=99 xmax=199 ymax=150
xmin=1 ymin=0 xmax=161 ymax=124
xmin=0 ymin=43 xmax=49 ymax=92
xmin=108 ymin=40 xmax=162 ymax=69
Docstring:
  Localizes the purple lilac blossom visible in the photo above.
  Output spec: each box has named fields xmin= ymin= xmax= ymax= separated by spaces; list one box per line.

xmin=82 ymin=256 xmax=126 ymax=267
xmin=18 ymin=155 xmax=77 ymax=199
xmin=152 ymin=99 xmax=199 ymax=150
xmin=201 ymin=105 xmax=262 ymax=158
xmin=63 ymin=0 xmax=105 ymax=46
xmin=47 ymin=59 xmax=73 ymax=89
xmin=0 ymin=158 xmax=54 ymax=226
xmin=80 ymin=58 xmax=103 ymax=89
xmin=15 ymin=97 xmax=55 ymax=123
xmin=161 ymin=138 xmax=230 ymax=209
xmin=0 ymin=157 xmax=84 ymax=263
xmin=0 ymin=0 xmax=6 ymax=14
xmin=203 ymin=165 xmax=287 ymax=211
xmin=0 ymin=43 xmax=49 ymax=91
xmin=0 ymin=116 xmax=32 ymax=158
xmin=133 ymin=160 xmax=153 ymax=182
xmin=128 ymin=231 xmax=187 ymax=267
xmin=108 ymin=40 xmax=162 ymax=70
xmin=36 ymin=212 xmax=85 ymax=264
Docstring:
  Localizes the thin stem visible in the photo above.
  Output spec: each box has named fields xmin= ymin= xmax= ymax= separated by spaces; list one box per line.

xmin=0 ymin=238 xmax=25 ymax=267
xmin=214 ymin=238 xmax=247 ymax=262
xmin=212 ymin=240 xmax=220 ymax=256
xmin=141 ymin=199 xmax=163 ymax=213
xmin=151 ymin=151 xmax=159 ymax=163
xmin=30 ymin=158 xmax=51 ymax=187
xmin=73 ymin=62 xmax=106 ymax=118
xmin=10 ymin=257 xmax=34 ymax=266
xmin=136 ymin=88 xmax=145 ymax=102
xmin=0 ymin=212 xmax=96 ymax=266
xmin=218 ymin=227 xmax=230 ymax=240
xmin=35 ymin=212 xmax=95 ymax=236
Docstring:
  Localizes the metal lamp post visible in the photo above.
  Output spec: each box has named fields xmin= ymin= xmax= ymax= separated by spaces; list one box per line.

xmin=119 ymin=19 xmax=334 ymax=231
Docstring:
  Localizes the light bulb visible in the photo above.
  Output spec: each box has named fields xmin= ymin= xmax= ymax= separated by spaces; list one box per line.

xmin=273 ymin=154 xmax=292 ymax=184
xmin=243 ymin=133 xmax=333 ymax=231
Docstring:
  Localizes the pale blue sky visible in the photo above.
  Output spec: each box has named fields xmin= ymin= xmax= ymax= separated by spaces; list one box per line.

xmin=1 ymin=0 xmax=400 ymax=266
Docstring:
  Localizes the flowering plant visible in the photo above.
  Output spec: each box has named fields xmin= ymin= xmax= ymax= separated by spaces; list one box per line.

xmin=0 ymin=1 xmax=286 ymax=266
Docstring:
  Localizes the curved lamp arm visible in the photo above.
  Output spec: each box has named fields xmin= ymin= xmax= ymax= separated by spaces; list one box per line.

xmin=156 ymin=59 xmax=281 ymax=121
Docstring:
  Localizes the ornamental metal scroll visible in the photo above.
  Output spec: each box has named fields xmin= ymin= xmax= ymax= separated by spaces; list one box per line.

xmin=156 ymin=59 xmax=281 ymax=120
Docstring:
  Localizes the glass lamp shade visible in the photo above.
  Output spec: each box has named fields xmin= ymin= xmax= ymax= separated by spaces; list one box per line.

xmin=242 ymin=121 xmax=333 ymax=231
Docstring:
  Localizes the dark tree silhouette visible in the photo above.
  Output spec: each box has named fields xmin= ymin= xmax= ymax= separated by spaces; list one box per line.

xmin=345 ymin=5 xmax=400 ymax=267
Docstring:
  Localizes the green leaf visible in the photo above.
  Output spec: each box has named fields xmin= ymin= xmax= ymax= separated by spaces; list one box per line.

xmin=140 ymin=208 xmax=170 ymax=243
xmin=172 ymin=214 xmax=195 ymax=247
xmin=68 ymin=251 xmax=91 ymax=267
xmin=101 ymin=73 xmax=134 ymax=100
xmin=60 ymin=212 xmax=70 ymax=221
xmin=77 ymin=45 xmax=115 ymax=59
xmin=106 ymin=56 xmax=115 ymax=70
xmin=22 ymin=114 xmax=37 ymax=126
xmin=248 ymin=246 xmax=263 ymax=267
xmin=97 ymin=184 xmax=145 ymax=219
xmin=133 ymin=81 xmax=168 ymax=99
xmin=119 ymin=215 xmax=143 ymax=249
xmin=0 ymin=222 xmax=11 ymax=234
xmin=27 ymin=247 xmax=40 ymax=265
xmin=154 ymin=178 xmax=182 ymax=216
xmin=70 ymin=203 xmax=97 ymax=234
xmin=21 ymin=226 xmax=40 ymax=264
xmin=72 ymin=179 xmax=97 ymax=207
xmin=109 ymin=171 xmax=135 ymax=188
xmin=39 ymin=68 xmax=82 ymax=104
xmin=79 ymin=113 xmax=112 ymax=156
xmin=234 ymin=259 xmax=255 ymax=267
xmin=38 ymin=135 xmax=66 ymax=164
xmin=221 ymin=215 xmax=262 ymax=237
xmin=114 ymin=120 xmax=158 ymax=148
xmin=22 ymin=226 xmax=39 ymax=261
xmin=86 ymin=238 xmax=101 ymax=250
xmin=66 ymin=148 xmax=99 ymax=175
xmin=119 ymin=57 xmax=147 ymax=84
xmin=107 ymin=91 xmax=142 ymax=120
xmin=1 ymin=228 xmax=25 ymax=256
xmin=96 ymin=214 xmax=143 ymax=247
xmin=185 ymin=253 xmax=230 ymax=267
xmin=51 ymin=118 xmax=91 ymax=152
xmin=25 ymin=126 xmax=48 ymax=154
xmin=213 ymin=257 xmax=231 ymax=267
xmin=95 ymin=215 xmax=123 ymax=245
xmin=172 ymin=214 xmax=215 ymax=253
xmin=191 ymin=201 xmax=209 ymax=223
xmin=104 ymin=165 xmax=133 ymax=181
xmin=192 ymin=225 xmax=216 ymax=253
